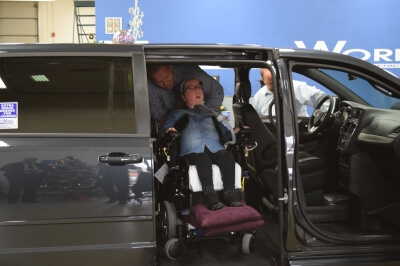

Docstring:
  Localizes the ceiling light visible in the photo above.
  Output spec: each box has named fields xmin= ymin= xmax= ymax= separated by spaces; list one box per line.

xmin=0 ymin=141 xmax=9 ymax=147
xmin=30 ymin=75 xmax=49 ymax=82
xmin=0 ymin=77 xmax=6 ymax=89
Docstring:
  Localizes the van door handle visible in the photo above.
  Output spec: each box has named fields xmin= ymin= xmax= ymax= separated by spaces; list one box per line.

xmin=99 ymin=152 xmax=143 ymax=166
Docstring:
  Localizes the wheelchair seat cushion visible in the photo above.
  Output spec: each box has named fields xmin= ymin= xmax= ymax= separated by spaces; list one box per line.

xmin=189 ymin=163 xmax=242 ymax=192
xmin=185 ymin=204 xmax=264 ymax=237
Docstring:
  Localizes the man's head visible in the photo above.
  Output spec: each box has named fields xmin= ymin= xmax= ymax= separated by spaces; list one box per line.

xmin=260 ymin=68 xmax=273 ymax=92
xmin=180 ymin=78 xmax=204 ymax=107
xmin=147 ymin=65 xmax=175 ymax=89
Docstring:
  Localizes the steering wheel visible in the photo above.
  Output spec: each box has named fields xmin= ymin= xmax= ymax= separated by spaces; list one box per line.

xmin=268 ymin=98 xmax=276 ymax=126
xmin=308 ymin=95 xmax=334 ymax=134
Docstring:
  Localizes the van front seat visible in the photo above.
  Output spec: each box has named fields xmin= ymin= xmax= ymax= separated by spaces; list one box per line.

xmin=232 ymin=71 xmax=327 ymax=205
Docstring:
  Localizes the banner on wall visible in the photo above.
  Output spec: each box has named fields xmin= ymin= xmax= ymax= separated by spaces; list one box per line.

xmin=95 ymin=0 xmax=400 ymax=78
xmin=295 ymin=40 xmax=400 ymax=74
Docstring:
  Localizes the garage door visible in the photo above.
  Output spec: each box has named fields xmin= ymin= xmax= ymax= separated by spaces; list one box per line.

xmin=0 ymin=2 xmax=38 ymax=43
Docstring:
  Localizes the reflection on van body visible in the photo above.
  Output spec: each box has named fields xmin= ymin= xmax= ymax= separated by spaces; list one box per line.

xmin=0 ymin=50 xmax=156 ymax=265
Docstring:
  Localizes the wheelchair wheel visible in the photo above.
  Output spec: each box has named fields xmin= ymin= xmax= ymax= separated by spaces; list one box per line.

xmin=160 ymin=201 xmax=177 ymax=242
xmin=164 ymin=238 xmax=185 ymax=260
xmin=242 ymin=233 xmax=256 ymax=255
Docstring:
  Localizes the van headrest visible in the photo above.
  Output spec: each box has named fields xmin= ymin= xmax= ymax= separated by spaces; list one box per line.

xmin=235 ymin=79 xmax=251 ymax=102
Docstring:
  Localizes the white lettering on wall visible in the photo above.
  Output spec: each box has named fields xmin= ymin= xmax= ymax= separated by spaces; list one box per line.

xmin=294 ymin=40 xmax=347 ymax=53
xmin=294 ymin=41 xmax=400 ymax=64
xmin=374 ymin=49 xmax=392 ymax=62
xmin=343 ymin=49 xmax=371 ymax=60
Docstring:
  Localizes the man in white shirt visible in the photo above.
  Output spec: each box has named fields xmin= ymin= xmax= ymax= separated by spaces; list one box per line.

xmin=253 ymin=68 xmax=326 ymax=116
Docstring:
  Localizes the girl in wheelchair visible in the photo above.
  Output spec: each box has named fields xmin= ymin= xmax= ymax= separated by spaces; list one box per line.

xmin=159 ymin=78 xmax=244 ymax=210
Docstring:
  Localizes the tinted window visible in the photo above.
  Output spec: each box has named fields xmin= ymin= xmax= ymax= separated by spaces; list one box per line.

xmin=292 ymin=72 xmax=336 ymax=116
xmin=0 ymin=57 xmax=136 ymax=134
xmin=320 ymin=68 xmax=399 ymax=109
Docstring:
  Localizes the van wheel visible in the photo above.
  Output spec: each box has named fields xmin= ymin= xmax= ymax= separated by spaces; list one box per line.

xmin=160 ymin=201 xmax=177 ymax=242
xmin=164 ymin=238 xmax=185 ymax=260
xmin=242 ymin=233 xmax=256 ymax=255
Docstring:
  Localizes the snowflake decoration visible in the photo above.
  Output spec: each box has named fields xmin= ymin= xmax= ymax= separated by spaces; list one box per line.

xmin=128 ymin=0 xmax=144 ymax=41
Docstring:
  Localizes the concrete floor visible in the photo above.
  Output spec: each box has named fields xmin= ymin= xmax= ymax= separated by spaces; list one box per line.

xmin=159 ymin=223 xmax=276 ymax=266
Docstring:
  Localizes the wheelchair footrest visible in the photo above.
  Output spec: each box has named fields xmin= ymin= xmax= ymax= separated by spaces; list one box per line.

xmin=184 ymin=204 xmax=264 ymax=237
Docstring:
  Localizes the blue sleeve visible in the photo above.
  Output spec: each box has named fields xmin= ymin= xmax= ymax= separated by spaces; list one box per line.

xmin=158 ymin=110 xmax=186 ymax=140
xmin=218 ymin=121 xmax=233 ymax=143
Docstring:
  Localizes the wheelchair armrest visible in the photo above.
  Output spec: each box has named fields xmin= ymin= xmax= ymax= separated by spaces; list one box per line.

xmin=159 ymin=131 xmax=180 ymax=147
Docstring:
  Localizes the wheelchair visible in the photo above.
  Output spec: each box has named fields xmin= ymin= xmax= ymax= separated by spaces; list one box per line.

xmin=154 ymin=129 xmax=261 ymax=260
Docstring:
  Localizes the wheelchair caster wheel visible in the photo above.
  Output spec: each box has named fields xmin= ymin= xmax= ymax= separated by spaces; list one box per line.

xmin=164 ymin=238 xmax=185 ymax=260
xmin=242 ymin=233 xmax=256 ymax=255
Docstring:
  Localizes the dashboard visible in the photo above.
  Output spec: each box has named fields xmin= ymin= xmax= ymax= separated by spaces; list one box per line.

xmin=337 ymin=101 xmax=400 ymax=158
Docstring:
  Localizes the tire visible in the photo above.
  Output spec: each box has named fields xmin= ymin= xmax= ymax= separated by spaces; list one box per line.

xmin=164 ymin=238 xmax=185 ymax=260
xmin=160 ymin=201 xmax=177 ymax=243
xmin=242 ymin=233 xmax=256 ymax=255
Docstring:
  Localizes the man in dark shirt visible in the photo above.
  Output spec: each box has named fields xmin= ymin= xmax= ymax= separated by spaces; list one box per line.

xmin=147 ymin=65 xmax=224 ymax=122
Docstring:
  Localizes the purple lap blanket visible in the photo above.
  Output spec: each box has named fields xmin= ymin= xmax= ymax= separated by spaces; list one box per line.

xmin=185 ymin=204 xmax=264 ymax=237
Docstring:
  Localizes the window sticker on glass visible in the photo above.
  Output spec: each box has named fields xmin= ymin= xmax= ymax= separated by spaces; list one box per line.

xmin=0 ymin=102 xmax=18 ymax=129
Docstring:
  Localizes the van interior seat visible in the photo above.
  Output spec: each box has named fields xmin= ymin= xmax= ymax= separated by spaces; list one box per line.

xmin=231 ymin=69 xmax=328 ymax=204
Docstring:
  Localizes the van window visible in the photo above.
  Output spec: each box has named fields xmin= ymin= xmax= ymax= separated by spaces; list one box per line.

xmin=0 ymin=57 xmax=136 ymax=134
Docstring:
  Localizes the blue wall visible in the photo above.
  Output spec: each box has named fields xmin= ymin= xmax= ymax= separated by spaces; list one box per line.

xmin=96 ymin=0 xmax=400 ymax=93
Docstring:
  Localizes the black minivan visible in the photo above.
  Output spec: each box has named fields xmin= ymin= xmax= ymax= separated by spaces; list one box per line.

xmin=1 ymin=44 xmax=400 ymax=265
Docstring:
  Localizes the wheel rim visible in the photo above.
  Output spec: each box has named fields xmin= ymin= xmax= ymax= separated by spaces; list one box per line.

xmin=242 ymin=233 xmax=256 ymax=255
xmin=164 ymin=238 xmax=185 ymax=260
